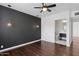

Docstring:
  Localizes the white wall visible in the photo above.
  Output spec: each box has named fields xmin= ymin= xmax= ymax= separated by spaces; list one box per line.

xmin=55 ymin=20 xmax=66 ymax=34
xmin=73 ymin=22 xmax=79 ymax=37
xmin=72 ymin=16 xmax=79 ymax=37
xmin=41 ymin=11 xmax=72 ymax=47
xmin=41 ymin=16 xmax=55 ymax=42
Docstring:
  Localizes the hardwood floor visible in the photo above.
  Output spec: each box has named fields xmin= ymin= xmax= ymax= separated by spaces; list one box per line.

xmin=1 ymin=38 xmax=79 ymax=56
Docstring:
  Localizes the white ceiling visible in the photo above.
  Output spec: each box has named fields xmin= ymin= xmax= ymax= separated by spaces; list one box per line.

xmin=0 ymin=3 xmax=79 ymax=18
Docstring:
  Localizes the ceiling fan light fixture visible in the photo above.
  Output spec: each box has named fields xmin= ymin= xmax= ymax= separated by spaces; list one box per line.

xmin=34 ymin=3 xmax=56 ymax=12
xmin=42 ymin=7 xmax=47 ymax=11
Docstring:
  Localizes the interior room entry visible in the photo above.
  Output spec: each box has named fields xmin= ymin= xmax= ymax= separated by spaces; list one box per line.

xmin=55 ymin=19 xmax=67 ymax=45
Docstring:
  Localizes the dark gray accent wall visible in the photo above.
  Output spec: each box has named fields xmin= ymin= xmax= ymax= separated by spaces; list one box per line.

xmin=0 ymin=5 xmax=41 ymax=50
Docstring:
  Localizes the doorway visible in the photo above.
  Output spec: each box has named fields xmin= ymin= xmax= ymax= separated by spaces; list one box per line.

xmin=55 ymin=19 xmax=67 ymax=45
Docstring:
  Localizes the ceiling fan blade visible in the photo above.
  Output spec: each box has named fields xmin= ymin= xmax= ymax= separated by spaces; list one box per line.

xmin=34 ymin=7 xmax=42 ymax=9
xmin=47 ymin=9 xmax=51 ymax=12
xmin=47 ymin=4 xmax=56 ymax=8
xmin=42 ymin=3 xmax=47 ymax=6
xmin=40 ymin=10 xmax=43 ymax=13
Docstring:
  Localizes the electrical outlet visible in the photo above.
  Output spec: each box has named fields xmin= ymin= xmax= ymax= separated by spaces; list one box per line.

xmin=1 ymin=45 xmax=4 ymax=48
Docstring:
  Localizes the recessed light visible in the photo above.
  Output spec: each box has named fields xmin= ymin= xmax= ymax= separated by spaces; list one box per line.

xmin=8 ymin=5 xmax=11 ymax=7
xmin=62 ymin=20 xmax=67 ymax=23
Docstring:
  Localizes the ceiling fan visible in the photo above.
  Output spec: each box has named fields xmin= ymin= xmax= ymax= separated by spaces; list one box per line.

xmin=34 ymin=3 xmax=56 ymax=13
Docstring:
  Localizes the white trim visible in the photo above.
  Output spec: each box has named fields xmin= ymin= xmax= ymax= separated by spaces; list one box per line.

xmin=0 ymin=39 xmax=40 ymax=53
xmin=66 ymin=43 xmax=71 ymax=47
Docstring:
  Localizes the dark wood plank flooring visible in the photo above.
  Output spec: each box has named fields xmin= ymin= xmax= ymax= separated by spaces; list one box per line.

xmin=1 ymin=37 xmax=79 ymax=56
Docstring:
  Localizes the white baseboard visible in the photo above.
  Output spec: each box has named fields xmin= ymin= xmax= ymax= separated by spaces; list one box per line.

xmin=66 ymin=44 xmax=70 ymax=47
xmin=0 ymin=39 xmax=40 ymax=53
